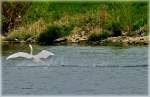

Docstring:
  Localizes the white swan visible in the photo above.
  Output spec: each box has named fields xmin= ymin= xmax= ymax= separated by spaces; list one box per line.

xmin=6 ymin=44 xmax=54 ymax=62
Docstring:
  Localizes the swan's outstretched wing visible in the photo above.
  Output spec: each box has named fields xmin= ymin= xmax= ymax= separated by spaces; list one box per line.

xmin=6 ymin=52 xmax=33 ymax=60
xmin=35 ymin=50 xmax=54 ymax=59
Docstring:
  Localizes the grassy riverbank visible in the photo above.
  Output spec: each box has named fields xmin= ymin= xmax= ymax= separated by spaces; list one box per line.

xmin=2 ymin=1 xmax=148 ymax=45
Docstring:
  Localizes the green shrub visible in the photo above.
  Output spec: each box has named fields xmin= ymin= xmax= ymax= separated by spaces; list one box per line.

xmin=88 ymin=33 xmax=99 ymax=41
xmin=59 ymin=25 xmax=73 ymax=37
xmin=38 ymin=25 xmax=72 ymax=45
xmin=88 ymin=31 xmax=110 ymax=41
xmin=38 ymin=26 xmax=60 ymax=45
xmin=111 ymin=22 xmax=122 ymax=36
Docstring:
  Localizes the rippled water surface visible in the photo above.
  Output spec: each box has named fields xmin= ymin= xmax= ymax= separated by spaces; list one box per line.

xmin=2 ymin=43 xmax=148 ymax=95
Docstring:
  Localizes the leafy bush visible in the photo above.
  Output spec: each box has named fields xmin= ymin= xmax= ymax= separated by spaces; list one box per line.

xmin=38 ymin=25 xmax=72 ymax=45
xmin=88 ymin=31 xmax=110 ymax=41
xmin=111 ymin=22 xmax=122 ymax=36
xmin=88 ymin=33 xmax=100 ymax=41
xmin=38 ymin=26 xmax=60 ymax=45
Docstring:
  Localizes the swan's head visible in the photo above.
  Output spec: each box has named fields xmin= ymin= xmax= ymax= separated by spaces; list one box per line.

xmin=29 ymin=44 xmax=32 ymax=49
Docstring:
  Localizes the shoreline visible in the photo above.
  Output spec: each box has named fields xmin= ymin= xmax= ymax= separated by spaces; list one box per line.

xmin=1 ymin=35 xmax=149 ymax=47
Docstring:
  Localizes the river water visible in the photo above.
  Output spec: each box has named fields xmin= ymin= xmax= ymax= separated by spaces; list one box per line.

xmin=1 ymin=43 xmax=148 ymax=95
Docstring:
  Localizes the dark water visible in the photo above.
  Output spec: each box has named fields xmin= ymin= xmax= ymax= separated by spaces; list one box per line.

xmin=2 ymin=43 xmax=148 ymax=95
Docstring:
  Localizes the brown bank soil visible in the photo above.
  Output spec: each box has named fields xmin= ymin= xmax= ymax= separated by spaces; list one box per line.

xmin=100 ymin=35 xmax=149 ymax=46
xmin=54 ymin=25 xmax=149 ymax=46
xmin=1 ymin=34 xmax=149 ymax=46
xmin=54 ymin=33 xmax=149 ymax=46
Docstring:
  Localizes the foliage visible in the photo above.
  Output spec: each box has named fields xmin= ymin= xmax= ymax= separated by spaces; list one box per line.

xmin=105 ymin=2 xmax=147 ymax=34
xmin=38 ymin=25 xmax=72 ymax=45
xmin=2 ymin=1 xmax=148 ymax=44
xmin=2 ymin=2 xmax=31 ymax=34
xmin=88 ymin=31 xmax=110 ymax=41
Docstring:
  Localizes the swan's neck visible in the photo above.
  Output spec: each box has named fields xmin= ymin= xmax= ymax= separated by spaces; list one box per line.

xmin=29 ymin=45 xmax=33 ymax=55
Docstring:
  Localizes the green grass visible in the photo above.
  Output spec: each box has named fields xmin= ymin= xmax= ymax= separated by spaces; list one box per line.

xmin=2 ymin=1 xmax=148 ymax=44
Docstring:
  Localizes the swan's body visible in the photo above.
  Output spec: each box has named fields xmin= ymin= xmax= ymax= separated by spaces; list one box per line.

xmin=6 ymin=44 xmax=54 ymax=62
